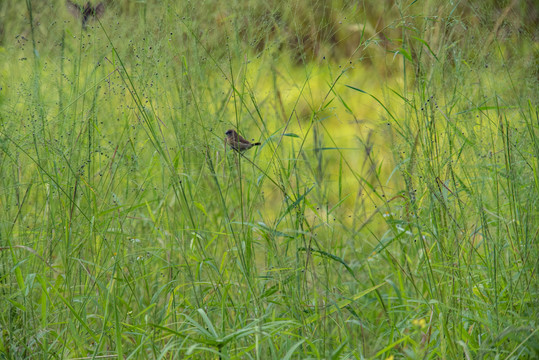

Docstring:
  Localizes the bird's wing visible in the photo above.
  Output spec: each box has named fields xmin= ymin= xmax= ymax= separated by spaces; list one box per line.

xmin=238 ymin=136 xmax=252 ymax=144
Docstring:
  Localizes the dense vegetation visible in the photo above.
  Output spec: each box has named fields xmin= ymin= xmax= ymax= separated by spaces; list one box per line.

xmin=0 ymin=0 xmax=537 ymax=358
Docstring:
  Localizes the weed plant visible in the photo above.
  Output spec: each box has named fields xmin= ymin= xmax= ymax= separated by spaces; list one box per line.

xmin=0 ymin=0 xmax=537 ymax=359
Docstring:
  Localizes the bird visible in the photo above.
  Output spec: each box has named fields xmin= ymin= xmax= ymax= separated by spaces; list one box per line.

xmin=225 ymin=129 xmax=261 ymax=152
xmin=66 ymin=1 xmax=105 ymax=29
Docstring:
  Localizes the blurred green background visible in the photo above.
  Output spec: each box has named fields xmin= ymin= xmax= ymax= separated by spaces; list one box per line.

xmin=0 ymin=0 xmax=537 ymax=359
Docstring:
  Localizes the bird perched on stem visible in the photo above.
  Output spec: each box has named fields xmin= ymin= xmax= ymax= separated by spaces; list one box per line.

xmin=225 ymin=129 xmax=261 ymax=152
xmin=66 ymin=1 xmax=105 ymax=29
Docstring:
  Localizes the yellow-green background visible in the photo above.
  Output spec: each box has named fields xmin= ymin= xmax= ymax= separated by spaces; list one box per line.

xmin=0 ymin=0 xmax=537 ymax=359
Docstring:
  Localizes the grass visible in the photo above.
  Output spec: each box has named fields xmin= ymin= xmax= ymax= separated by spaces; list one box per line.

xmin=0 ymin=0 xmax=538 ymax=359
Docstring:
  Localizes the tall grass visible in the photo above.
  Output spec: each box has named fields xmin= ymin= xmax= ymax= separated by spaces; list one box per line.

xmin=0 ymin=0 xmax=537 ymax=359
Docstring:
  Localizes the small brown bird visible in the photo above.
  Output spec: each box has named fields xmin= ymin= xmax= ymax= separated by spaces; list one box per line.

xmin=66 ymin=1 xmax=105 ymax=29
xmin=225 ymin=129 xmax=261 ymax=152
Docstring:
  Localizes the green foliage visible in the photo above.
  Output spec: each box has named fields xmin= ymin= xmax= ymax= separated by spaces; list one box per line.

xmin=0 ymin=0 xmax=537 ymax=359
